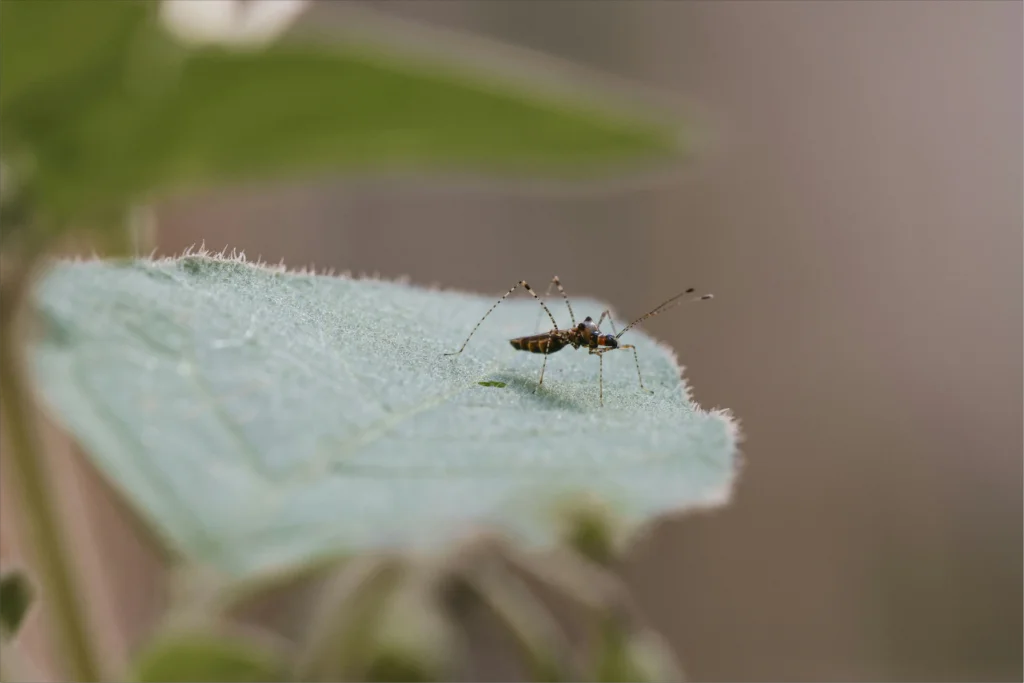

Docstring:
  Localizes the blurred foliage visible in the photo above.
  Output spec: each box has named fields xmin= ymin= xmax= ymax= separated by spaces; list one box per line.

xmin=0 ymin=567 xmax=40 ymax=683
xmin=131 ymin=532 xmax=683 ymax=682
xmin=0 ymin=566 xmax=35 ymax=639
xmin=1 ymin=0 xmax=682 ymax=252
xmin=131 ymin=627 xmax=290 ymax=682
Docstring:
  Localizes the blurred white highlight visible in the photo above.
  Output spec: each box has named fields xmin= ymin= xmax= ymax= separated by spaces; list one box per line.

xmin=159 ymin=0 xmax=310 ymax=47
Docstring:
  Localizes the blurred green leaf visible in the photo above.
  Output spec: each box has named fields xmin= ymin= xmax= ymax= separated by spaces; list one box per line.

xmin=594 ymin=622 xmax=683 ymax=683
xmin=0 ymin=0 xmax=179 ymax=230
xmin=2 ymin=0 xmax=682 ymax=232
xmin=0 ymin=566 xmax=35 ymax=638
xmin=555 ymin=496 xmax=622 ymax=566
xmin=29 ymin=255 xmax=737 ymax=578
xmin=139 ymin=43 xmax=682 ymax=193
xmin=130 ymin=628 xmax=287 ymax=682
xmin=0 ymin=0 xmax=156 ymax=111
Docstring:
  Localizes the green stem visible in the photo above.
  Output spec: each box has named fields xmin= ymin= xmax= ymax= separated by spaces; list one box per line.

xmin=456 ymin=558 xmax=569 ymax=682
xmin=0 ymin=268 xmax=102 ymax=682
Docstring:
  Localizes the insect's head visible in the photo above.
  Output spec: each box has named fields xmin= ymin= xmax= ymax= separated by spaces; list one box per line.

xmin=577 ymin=316 xmax=601 ymax=343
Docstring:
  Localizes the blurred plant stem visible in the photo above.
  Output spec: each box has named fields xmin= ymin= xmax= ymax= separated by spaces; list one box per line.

xmin=0 ymin=258 xmax=102 ymax=682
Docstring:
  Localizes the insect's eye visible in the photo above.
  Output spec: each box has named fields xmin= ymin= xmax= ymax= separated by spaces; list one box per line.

xmin=577 ymin=323 xmax=585 ymax=331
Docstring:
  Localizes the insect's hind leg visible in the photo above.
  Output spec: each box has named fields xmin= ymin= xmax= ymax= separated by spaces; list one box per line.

xmin=444 ymin=280 xmax=558 ymax=356
xmin=536 ymin=352 xmax=549 ymax=389
xmin=534 ymin=275 xmax=576 ymax=332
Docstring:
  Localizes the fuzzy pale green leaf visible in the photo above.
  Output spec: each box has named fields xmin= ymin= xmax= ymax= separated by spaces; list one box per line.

xmin=30 ymin=255 xmax=737 ymax=578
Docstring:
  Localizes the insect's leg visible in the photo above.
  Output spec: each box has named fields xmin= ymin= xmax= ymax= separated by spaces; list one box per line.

xmin=550 ymin=276 xmax=576 ymax=326
xmin=535 ymin=279 xmax=556 ymax=332
xmin=588 ymin=347 xmax=605 ymax=406
xmin=537 ymin=352 xmax=548 ymax=389
xmin=595 ymin=309 xmax=650 ymax=394
xmin=595 ymin=309 xmax=619 ymax=336
xmin=590 ymin=344 xmax=650 ymax=403
xmin=534 ymin=275 xmax=577 ymax=331
xmin=616 ymin=344 xmax=652 ymax=393
xmin=445 ymin=280 xmax=558 ymax=356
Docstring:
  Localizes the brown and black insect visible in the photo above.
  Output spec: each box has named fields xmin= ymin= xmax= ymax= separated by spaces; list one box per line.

xmin=444 ymin=276 xmax=712 ymax=406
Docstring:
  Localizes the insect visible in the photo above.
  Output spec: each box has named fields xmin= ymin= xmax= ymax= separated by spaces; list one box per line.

xmin=444 ymin=276 xmax=712 ymax=405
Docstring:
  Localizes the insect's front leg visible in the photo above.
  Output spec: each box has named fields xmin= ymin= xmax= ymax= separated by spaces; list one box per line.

xmin=590 ymin=345 xmax=653 ymax=404
xmin=615 ymin=344 xmax=653 ymax=394
xmin=588 ymin=347 xmax=605 ymax=406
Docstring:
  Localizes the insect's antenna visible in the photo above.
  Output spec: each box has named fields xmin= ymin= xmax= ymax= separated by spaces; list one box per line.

xmin=616 ymin=287 xmax=713 ymax=339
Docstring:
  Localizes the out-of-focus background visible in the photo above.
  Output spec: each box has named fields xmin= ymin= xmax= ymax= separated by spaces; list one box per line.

xmin=6 ymin=1 xmax=1021 ymax=681
xmin=154 ymin=2 xmax=1023 ymax=680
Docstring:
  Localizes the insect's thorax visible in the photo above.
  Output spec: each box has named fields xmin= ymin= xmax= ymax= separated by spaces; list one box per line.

xmin=577 ymin=317 xmax=618 ymax=349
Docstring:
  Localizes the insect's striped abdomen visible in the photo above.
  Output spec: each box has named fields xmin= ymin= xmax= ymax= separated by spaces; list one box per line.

xmin=510 ymin=334 xmax=567 ymax=354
